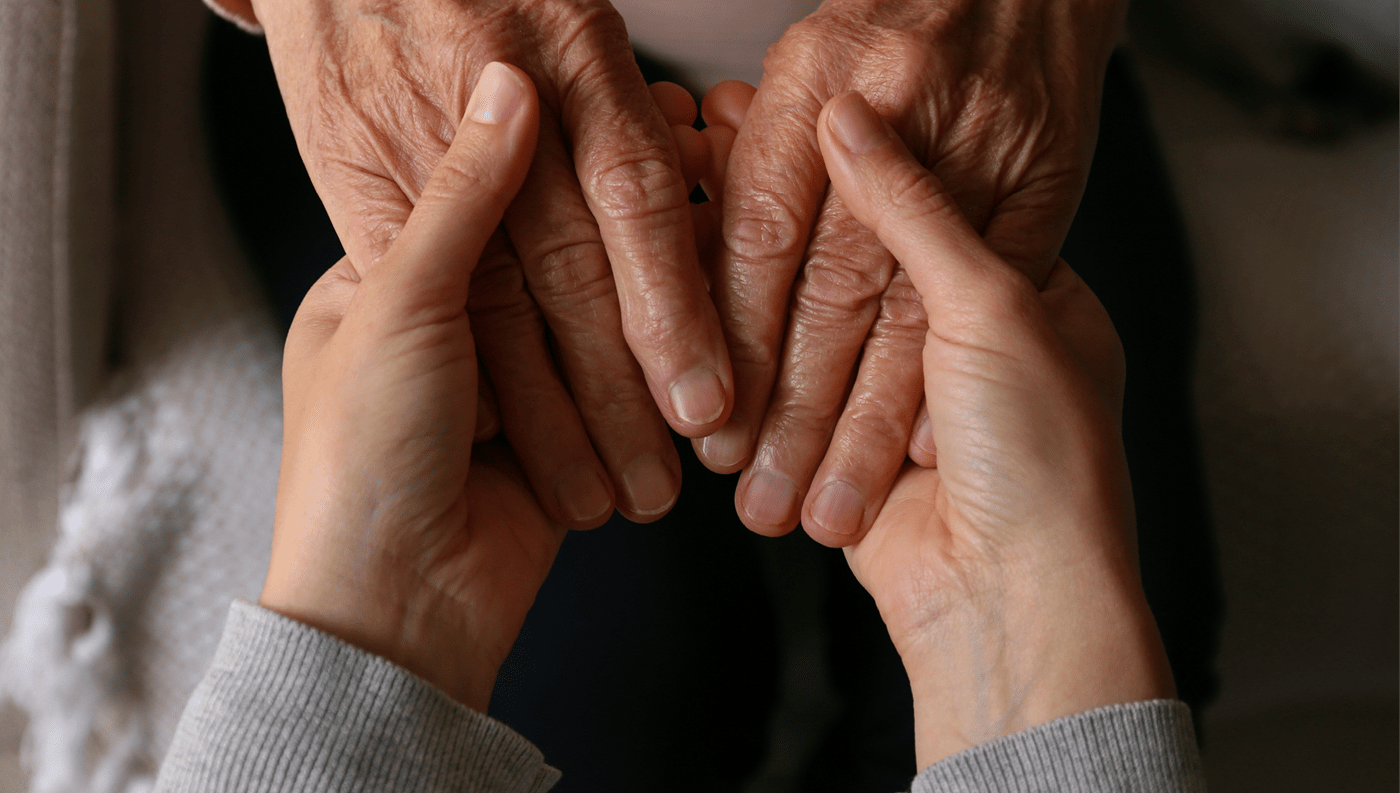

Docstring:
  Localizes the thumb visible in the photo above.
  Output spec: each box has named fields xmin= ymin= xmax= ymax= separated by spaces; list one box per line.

xmin=368 ymin=62 xmax=540 ymax=320
xmin=817 ymin=92 xmax=1034 ymax=341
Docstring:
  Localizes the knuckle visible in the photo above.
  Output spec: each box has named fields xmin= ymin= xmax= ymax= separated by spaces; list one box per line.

xmin=874 ymin=270 xmax=928 ymax=337
xmin=792 ymin=249 xmax=892 ymax=323
xmin=840 ymin=389 xmax=915 ymax=450
xmin=526 ymin=234 xmax=617 ymax=311
xmin=585 ymin=149 xmax=689 ymax=223
xmin=725 ymin=203 xmax=808 ymax=266
xmin=884 ymin=168 xmax=956 ymax=227
xmin=423 ymin=152 xmax=499 ymax=204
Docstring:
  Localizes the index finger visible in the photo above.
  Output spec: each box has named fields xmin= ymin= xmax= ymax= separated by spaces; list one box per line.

xmin=561 ymin=26 xmax=733 ymax=437
xmin=698 ymin=75 xmax=832 ymax=472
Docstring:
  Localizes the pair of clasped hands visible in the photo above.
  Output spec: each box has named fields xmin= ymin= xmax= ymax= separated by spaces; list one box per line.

xmin=260 ymin=62 xmax=1175 ymax=769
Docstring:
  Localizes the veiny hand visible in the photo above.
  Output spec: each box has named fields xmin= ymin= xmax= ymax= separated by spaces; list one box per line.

xmin=817 ymin=91 xmax=1173 ymax=768
xmin=261 ymin=64 xmax=559 ymax=712
xmin=696 ymin=0 xmax=1127 ymax=546
xmin=250 ymin=0 xmax=734 ymax=525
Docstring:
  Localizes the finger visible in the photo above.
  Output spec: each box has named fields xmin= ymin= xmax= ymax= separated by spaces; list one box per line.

xmin=701 ymin=76 xmax=829 ymax=472
xmin=469 ymin=233 xmax=617 ymax=529
xmin=817 ymin=91 xmax=1029 ymax=335
xmin=564 ymin=30 xmax=733 ymax=437
xmin=475 ymin=365 xmax=501 ymax=443
xmin=801 ymin=266 xmax=926 ymax=547
xmin=907 ymin=398 xmax=936 ymax=468
xmin=697 ymin=80 xmax=752 ymax=202
xmin=701 ymin=80 xmax=757 ymax=131
xmin=649 ymin=81 xmax=698 ymax=127
xmin=371 ymin=62 xmax=539 ymax=318
xmin=504 ymin=107 xmax=682 ymax=522
xmin=695 ymin=124 xmax=731 ymax=202
xmin=672 ymin=124 xmax=709 ymax=194
xmin=731 ymin=191 xmax=894 ymax=536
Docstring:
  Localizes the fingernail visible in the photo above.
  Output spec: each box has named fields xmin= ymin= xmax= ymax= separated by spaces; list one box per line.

xmin=621 ymin=452 xmax=679 ymax=517
xmin=809 ymin=480 xmax=865 ymax=536
xmin=555 ymin=464 xmax=613 ymax=524
xmin=699 ymin=426 xmax=751 ymax=471
xmin=743 ymin=468 xmax=798 ymax=528
xmin=467 ymin=62 xmax=524 ymax=125
xmin=669 ymin=367 xmax=726 ymax=427
xmin=828 ymin=92 xmax=888 ymax=154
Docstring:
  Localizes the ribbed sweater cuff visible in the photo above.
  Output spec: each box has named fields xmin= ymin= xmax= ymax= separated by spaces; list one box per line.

xmin=911 ymin=700 xmax=1207 ymax=793
xmin=155 ymin=600 xmax=560 ymax=793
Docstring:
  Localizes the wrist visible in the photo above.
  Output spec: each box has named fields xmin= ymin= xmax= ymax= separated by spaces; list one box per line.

xmin=259 ymin=550 xmax=502 ymax=712
xmin=899 ymin=551 xmax=1175 ymax=770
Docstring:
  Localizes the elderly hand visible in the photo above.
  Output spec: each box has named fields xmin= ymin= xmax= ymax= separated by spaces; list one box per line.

xmin=249 ymin=0 xmax=733 ymax=525
xmin=260 ymin=64 xmax=559 ymax=712
xmin=697 ymin=0 xmax=1127 ymax=546
xmin=817 ymin=91 xmax=1173 ymax=768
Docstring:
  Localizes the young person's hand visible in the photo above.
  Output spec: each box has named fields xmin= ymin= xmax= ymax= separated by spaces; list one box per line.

xmin=817 ymin=91 xmax=1176 ymax=769
xmin=259 ymin=63 xmax=560 ymax=714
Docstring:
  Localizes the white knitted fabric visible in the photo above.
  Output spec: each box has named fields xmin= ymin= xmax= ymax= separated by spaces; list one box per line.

xmin=0 ymin=0 xmax=283 ymax=791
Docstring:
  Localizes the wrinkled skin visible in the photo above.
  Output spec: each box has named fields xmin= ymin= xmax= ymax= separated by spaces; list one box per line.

xmin=248 ymin=0 xmax=1127 ymax=544
xmin=700 ymin=0 xmax=1128 ymax=546
xmin=816 ymin=90 xmax=1171 ymax=768
xmin=251 ymin=0 xmax=734 ymax=525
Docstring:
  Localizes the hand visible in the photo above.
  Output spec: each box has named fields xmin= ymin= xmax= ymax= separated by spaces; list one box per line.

xmin=817 ymin=91 xmax=1173 ymax=768
xmin=250 ymin=0 xmax=734 ymax=524
xmin=261 ymin=64 xmax=558 ymax=713
xmin=696 ymin=0 xmax=1128 ymax=546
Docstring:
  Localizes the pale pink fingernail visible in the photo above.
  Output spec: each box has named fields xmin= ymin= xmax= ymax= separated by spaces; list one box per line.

xmin=669 ymin=367 xmax=726 ymax=427
xmin=555 ymin=464 xmax=613 ymax=524
xmin=828 ymin=92 xmax=889 ymax=154
xmin=809 ymin=480 xmax=865 ymax=536
xmin=621 ymin=452 xmax=679 ymax=518
xmin=743 ymin=468 xmax=798 ymax=529
xmin=699 ymin=426 xmax=752 ymax=471
xmin=467 ymin=62 xmax=524 ymax=125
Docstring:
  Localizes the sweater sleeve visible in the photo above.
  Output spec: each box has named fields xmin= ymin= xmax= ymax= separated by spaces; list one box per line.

xmin=909 ymin=699 xmax=1209 ymax=793
xmin=154 ymin=600 xmax=561 ymax=793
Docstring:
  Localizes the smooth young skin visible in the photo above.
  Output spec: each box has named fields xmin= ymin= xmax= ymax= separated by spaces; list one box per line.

xmin=816 ymin=91 xmax=1175 ymax=768
xmin=261 ymin=63 xmax=558 ymax=713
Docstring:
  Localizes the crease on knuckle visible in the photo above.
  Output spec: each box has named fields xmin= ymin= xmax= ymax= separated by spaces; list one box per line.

xmin=726 ymin=203 xmax=808 ymax=267
xmin=879 ymin=168 xmax=958 ymax=241
xmin=839 ymin=390 xmax=915 ymax=450
xmin=585 ymin=149 xmax=688 ymax=223
xmin=873 ymin=273 xmax=929 ymax=338
xmin=527 ymin=235 xmax=616 ymax=307
xmin=792 ymin=255 xmax=890 ymax=325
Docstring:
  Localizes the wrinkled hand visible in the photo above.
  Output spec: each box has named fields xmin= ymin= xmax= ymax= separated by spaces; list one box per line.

xmin=697 ymin=0 xmax=1127 ymax=546
xmin=817 ymin=91 xmax=1172 ymax=768
xmin=251 ymin=0 xmax=733 ymax=525
xmin=261 ymin=65 xmax=559 ymax=712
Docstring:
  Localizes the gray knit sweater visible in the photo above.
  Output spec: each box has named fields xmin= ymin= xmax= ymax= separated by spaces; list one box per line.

xmin=154 ymin=602 xmax=1208 ymax=792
